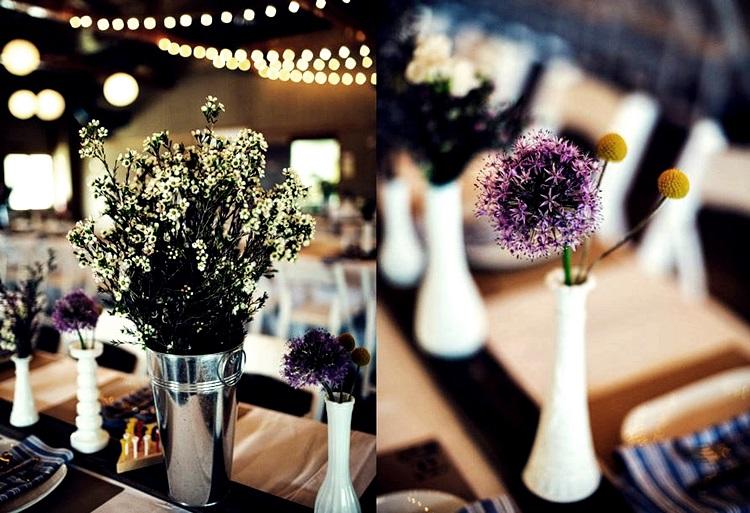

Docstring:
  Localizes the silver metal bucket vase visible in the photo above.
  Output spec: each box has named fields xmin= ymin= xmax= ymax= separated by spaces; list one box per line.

xmin=147 ymin=344 xmax=245 ymax=507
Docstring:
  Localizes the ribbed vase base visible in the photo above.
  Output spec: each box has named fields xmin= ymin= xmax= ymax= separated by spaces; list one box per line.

xmin=70 ymin=429 xmax=109 ymax=453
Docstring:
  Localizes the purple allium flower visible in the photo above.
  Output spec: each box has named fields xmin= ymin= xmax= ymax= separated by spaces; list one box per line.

xmin=281 ymin=329 xmax=351 ymax=391
xmin=52 ymin=290 xmax=100 ymax=333
xmin=475 ymin=131 xmax=602 ymax=259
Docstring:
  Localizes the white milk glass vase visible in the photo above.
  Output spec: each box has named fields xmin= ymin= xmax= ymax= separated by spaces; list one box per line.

xmin=522 ymin=270 xmax=600 ymax=502
xmin=69 ymin=341 xmax=109 ymax=453
xmin=314 ymin=395 xmax=360 ymax=513
xmin=10 ymin=354 xmax=38 ymax=427
xmin=379 ymin=177 xmax=425 ymax=287
xmin=415 ymin=180 xmax=487 ymax=358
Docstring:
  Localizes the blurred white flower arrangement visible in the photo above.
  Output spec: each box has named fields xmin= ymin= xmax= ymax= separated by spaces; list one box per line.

xmin=405 ymin=32 xmax=482 ymax=97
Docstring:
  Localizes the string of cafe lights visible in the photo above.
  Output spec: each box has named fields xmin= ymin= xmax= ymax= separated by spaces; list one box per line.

xmin=67 ymin=1 xmax=349 ymax=31
xmin=63 ymin=0 xmax=374 ymax=86
xmin=157 ymin=37 xmax=376 ymax=86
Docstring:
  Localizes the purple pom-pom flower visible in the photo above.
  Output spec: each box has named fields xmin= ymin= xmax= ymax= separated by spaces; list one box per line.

xmin=475 ymin=130 xmax=602 ymax=259
xmin=281 ymin=329 xmax=351 ymax=398
xmin=52 ymin=290 xmax=100 ymax=334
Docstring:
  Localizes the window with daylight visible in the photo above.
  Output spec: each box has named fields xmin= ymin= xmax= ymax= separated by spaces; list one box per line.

xmin=3 ymin=153 xmax=55 ymax=210
xmin=290 ymin=138 xmax=341 ymax=207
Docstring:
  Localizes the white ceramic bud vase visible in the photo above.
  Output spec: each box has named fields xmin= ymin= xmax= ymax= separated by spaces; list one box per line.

xmin=69 ymin=341 xmax=109 ymax=453
xmin=10 ymin=355 xmax=38 ymax=427
xmin=314 ymin=395 xmax=360 ymax=513
xmin=522 ymin=270 xmax=600 ymax=502
xmin=379 ymin=177 xmax=425 ymax=287
xmin=415 ymin=180 xmax=487 ymax=358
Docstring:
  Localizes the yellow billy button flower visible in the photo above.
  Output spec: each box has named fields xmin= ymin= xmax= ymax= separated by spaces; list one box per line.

xmin=351 ymin=347 xmax=371 ymax=366
xmin=657 ymin=168 xmax=690 ymax=199
xmin=596 ymin=133 xmax=627 ymax=162
xmin=337 ymin=333 xmax=356 ymax=352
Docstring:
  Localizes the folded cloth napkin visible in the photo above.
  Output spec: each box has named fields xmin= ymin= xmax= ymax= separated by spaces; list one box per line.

xmin=0 ymin=435 xmax=73 ymax=504
xmin=615 ymin=410 xmax=750 ymax=513
xmin=456 ymin=495 xmax=519 ymax=513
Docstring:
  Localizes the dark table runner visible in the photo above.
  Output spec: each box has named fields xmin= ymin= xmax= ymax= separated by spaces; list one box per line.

xmin=378 ymin=279 xmax=634 ymax=513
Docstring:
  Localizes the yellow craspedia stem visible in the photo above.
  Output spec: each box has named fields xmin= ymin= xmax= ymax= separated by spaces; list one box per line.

xmin=596 ymin=133 xmax=627 ymax=162
xmin=658 ymin=168 xmax=690 ymax=199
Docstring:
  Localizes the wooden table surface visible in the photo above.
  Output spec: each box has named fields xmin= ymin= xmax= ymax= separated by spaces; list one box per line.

xmin=0 ymin=351 xmax=376 ymax=510
xmin=377 ymin=246 xmax=750 ymax=509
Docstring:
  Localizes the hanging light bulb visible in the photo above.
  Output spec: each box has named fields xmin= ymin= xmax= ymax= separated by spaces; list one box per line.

xmin=338 ymin=46 xmax=350 ymax=58
xmin=143 ymin=17 xmax=156 ymax=29
xmin=111 ymin=18 xmax=125 ymax=31
xmin=127 ymin=17 xmax=139 ymax=30
xmin=355 ymin=72 xmax=366 ymax=85
xmin=243 ymin=9 xmax=255 ymax=21
xmin=315 ymin=0 xmax=326 ymax=8
xmin=265 ymin=5 xmax=277 ymax=17
xmin=362 ymin=56 xmax=373 ymax=68
xmin=36 ymin=89 xmax=65 ymax=121
xmin=370 ymin=73 xmax=376 ymax=85
xmin=164 ymin=16 xmax=176 ymax=28
xmin=69 ymin=16 xmax=82 ymax=28
xmin=201 ymin=14 xmax=212 ymax=26
xmin=319 ymin=48 xmax=332 ymax=60
xmin=97 ymin=18 xmax=110 ymax=30
xmin=288 ymin=1 xmax=300 ymax=13
xmin=80 ymin=16 xmax=93 ymax=27
xmin=341 ymin=72 xmax=353 ymax=86
xmin=1 ymin=39 xmax=40 ymax=76
xmin=179 ymin=14 xmax=192 ymax=27
xmin=221 ymin=11 xmax=233 ymax=23
xmin=103 ymin=72 xmax=139 ymax=107
xmin=158 ymin=38 xmax=171 ymax=51
xmin=7 ymin=90 xmax=37 ymax=119
xmin=301 ymin=49 xmax=313 ymax=61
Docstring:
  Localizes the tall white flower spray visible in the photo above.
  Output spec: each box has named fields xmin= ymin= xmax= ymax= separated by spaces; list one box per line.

xmin=68 ymin=96 xmax=315 ymax=354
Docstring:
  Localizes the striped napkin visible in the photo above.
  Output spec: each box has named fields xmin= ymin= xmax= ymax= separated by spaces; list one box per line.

xmin=615 ymin=410 xmax=750 ymax=513
xmin=0 ymin=435 xmax=73 ymax=504
xmin=456 ymin=495 xmax=519 ymax=513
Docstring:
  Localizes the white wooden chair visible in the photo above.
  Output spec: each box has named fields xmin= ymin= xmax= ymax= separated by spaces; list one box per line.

xmin=598 ymin=93 xmax=661 ymax=244
xmin=358 ymin=262 xmax=377 ymax=397
xmin=93 ymin=310 xmax=146 ymax=375
xmin=275 ymin=257 xmax=359 ymax=339
xmin=638 ymin=118 xmax=732 ymax=300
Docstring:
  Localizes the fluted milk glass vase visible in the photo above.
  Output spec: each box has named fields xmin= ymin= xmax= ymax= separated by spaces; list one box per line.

xmin=314 ymin=395 xmax=360 ymax=513
xmin=415 ymin=179 xmax=487 ymax=358
xmin=379 ymin=177 xmax=425 ymax=287
xmin=522 ymin=270 xmax=600 ymax=502
xmin=10 ymin=354 xmax=38 ymax=427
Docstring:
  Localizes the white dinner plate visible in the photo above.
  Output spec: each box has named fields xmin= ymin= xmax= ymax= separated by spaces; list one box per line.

xmin=377 ymin=489 xmax=466 ymax=513
xmin=0 ymin=439 xmax=68 ymax=513
xmin=621 ymin=366 xmax=750 ymax=445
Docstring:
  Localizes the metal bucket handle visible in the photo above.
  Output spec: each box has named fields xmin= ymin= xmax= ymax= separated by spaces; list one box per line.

xmin=217 ymin=348 xmax=246 ymax=387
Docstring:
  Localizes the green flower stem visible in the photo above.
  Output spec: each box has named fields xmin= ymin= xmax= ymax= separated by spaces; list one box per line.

xmin=596 ymin=160 xmax=609 ymax=190
xmin=322 ymin=382 xmax=335 ymax=402
xmin=584 ymin=196 xmax=667 ymax=279
xmin=562 ymin=246 xmax=573 ymax=286
xmin=76 ymin=328 xmax=87 ymax=351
